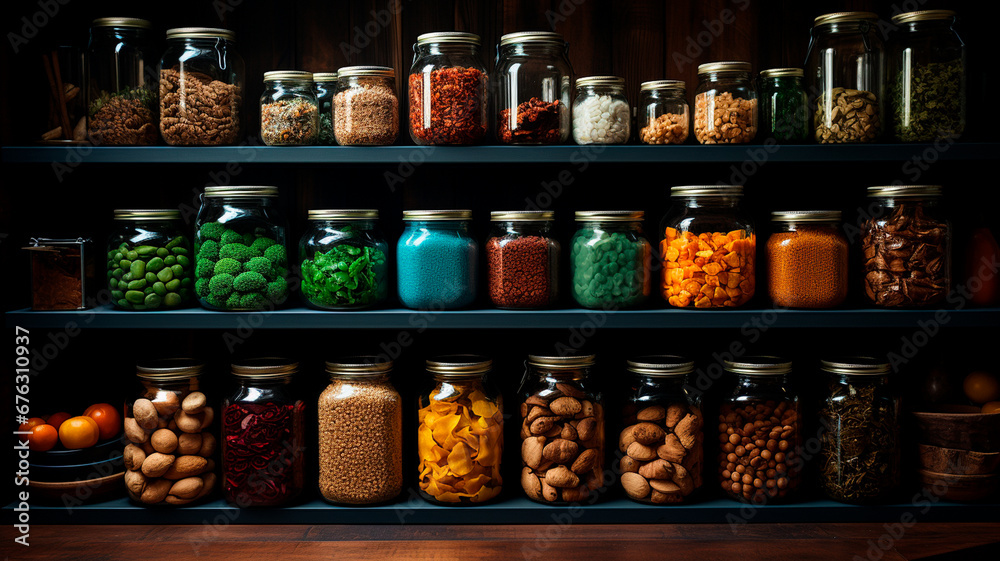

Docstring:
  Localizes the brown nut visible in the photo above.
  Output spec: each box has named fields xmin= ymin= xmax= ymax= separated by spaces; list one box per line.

xmin=140 ymin=453 xmax=176 ymax=478
xmin=620 ymin=455 xmax=640 ymax=473
xmin=650 ymin=490 xmax=683 ymax=504
xmin=123 ymin=444 xmax=146 ymax=471
xmin=132 ymin=398 xmax=158 ymax=430
xmin=198 ymin=433 xmax=217 ymax=457
xmin=545 ymin=466 xmax=580 ymax=488
xmin=163 ymin=455 xmax=209 ymax=480
xmin=521 ymin=467 xmax=542 ymax=500
xmin=570 ymin=448 xmax=599 ymax=474
xmin=140 ymin=478 xmax=172 ymax=504
xmin=182 ymin=391 xmax=206 ymax=414
xmin=197 ymin=472 xmax=217 ymax=499
xmin=665 ymin=404 xmax=686 ymax=429
xmin=526 ymin=406 xmax=551 ymax=423
xmin=521 ymin=436 xmax=546 ymax=470
xmin=540 ymin=478 xmax=558 ymax=502
xmin=627 ymin=441 xmax=658 ymax=462
xmin=549 ymin=397 xmax=582 ymax=418
xmin=150 ymin=429 xmax=179 ymax=454
xmin=560 ymin=423 xmax=578 ymax=441
xmin=555 ymin=382 xmax=587 ymax=399
xmin=576 ymin=400 xmax=595 ymax=419
xmin=621 ymin=472 xmax=651 ymax=499
xmin=649 ymin=479 xmax=681 ymax=493
xmin=658 ymin=434 xmax=687 ymax=463
xmin=124 ymin=468 xmax=146 ymax=496
xmin=542 ymin=439 xmax=580 ymax=464
xmin=529 ymin=416 xmax=558 ymax=436
xmin=177 ymin=432 xmax=203 ymax=455
xmin=141 ymin=441 xmax=155 ymax=455
xmin=637 ymin=405 xmax=666 ymax=422
xmin=174 ymin=410 xmax=204 ymax=433
xmin=526 ymin=395 xmax=550 ymax=407
xmin=632 ymin=422 xmax=665 ymax=445
xmin=675 ymin=414 xmax=699 ymax=449
xmin=152 ymin=392 xmax=180 ymax=416
xmin=169 ymin=476 xmax=204 ymax=500
xmin=618 ymin=424 xmax=637 ymax=453
xmin=560 ymin=485 xmax=590 ymax=502
xmin=200 ymin=406 xmax=214 ymax=430
xmin=638 ymin=459 xmax=674 ymax=480
xmin=124 ymin=417 xmax=149 ymax=444
xmin=577 ymin=417 xmax=597 ymax=442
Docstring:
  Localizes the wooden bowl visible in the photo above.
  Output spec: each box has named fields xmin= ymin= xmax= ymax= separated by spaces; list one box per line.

xmin=28 ymin=471 xmax=124 ymax=504
xmin=912 ymin=408 xmax=1000 ymax=452
xmin=918 ymin=444 xmax=1000 ymax=475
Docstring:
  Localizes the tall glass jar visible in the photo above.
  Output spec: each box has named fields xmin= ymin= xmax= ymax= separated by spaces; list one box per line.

xmin=519 ymin=354 xmax=604 ymax=505
xmin=694 ymin=62 xmax=757 ymax=144
xmin=660 ymin=186 xmax=755 ymax=308
xmin=260 ymin=71 xmax=318 ymax=146
xmin=194 ymin=186 xmax=289 ymax=311
xmin=487 ymin=211 xmax=560 ymax=309
xmin=573 ymin=76 xmax=630 ymax=145
xmin=638 ymin=80 xmax=689 ymax=145
xmin=159 ymin=28 xmax=244 ymax=145
xmin=862 ymin=185 xmax=950 ymax=308
xmin=397 ymin=210 xmax=477 ymax=310
xmin=319 ymin=356 xmax=402 ymax=505
xmin=409 ymin=32 xmax=488 ymax=145
xmin=107 ymin=209 xmax=193 ymax=310
xmin=718 ymin=357 xmax=802 ymax=504
xmin=223 ymin=359 xmax=305 ymax=507
xmin=313 ymin=71 xmax=338 ymax=145
xmin=889 ymin=10 xmax=965 ymax=142
xmin=495 ymin=31 xmax=572 ymax=144
xmin=86 ymin=18 xmax=157 ymax=145
xmin=335 ymin=66 xmax=398 ymax=146
xmin=418 ymin=355 xmax=503 ymax=505
xmin=300 ymin=209 xmax=388 ymax=310
xmin=571 ymin=211 xmax=651 ymax=310
xmin=620 ymin=356 xmax=703 ymax=505
xmin=758 ymin=68 xmax=809 ymax=143
xmin=807 ymin=12 xmax=884 ymax=143
xmin=767 ymin=211 xmax=848 ymax=309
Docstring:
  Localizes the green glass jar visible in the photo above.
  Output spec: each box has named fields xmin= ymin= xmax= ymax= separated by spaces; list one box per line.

xmin=758 ymin=68 xmax=809 ymax=142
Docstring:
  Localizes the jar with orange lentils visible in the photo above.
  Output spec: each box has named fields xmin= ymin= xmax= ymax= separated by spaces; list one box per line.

xmin=659 ymin=186 xmax=756 ymax=308
xmin=767 ymin=211 xmax=848 ymax=308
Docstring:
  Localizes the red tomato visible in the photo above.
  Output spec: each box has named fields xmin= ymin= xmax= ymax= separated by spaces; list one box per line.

xmin=46 ymin=412 xmax=72 ymax=431
xmin=84 ymin=403 xmax=121 ymax=440
xmin=18 ymin=417 xmax=46 ymax=433
xmin=58 ymin=416 xmax=100 ymax=449
xmin=30 ymin=424 xmax=59 ymax=452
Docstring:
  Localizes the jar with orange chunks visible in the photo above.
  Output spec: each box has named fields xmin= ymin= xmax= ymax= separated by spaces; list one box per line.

xmin=417 ymin=355 xmax=503 ymax=505
xmin=660 ymin=185 xmax=756 ymax=308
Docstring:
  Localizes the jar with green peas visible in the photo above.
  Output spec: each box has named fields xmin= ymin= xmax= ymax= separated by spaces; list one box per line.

xmin=107 ymin=209 xmax=194 ymax=310
xmin=571 ymin=211 xmax=652 ymax=309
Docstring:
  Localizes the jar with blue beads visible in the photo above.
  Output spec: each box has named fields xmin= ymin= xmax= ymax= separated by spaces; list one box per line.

xmin=571 ymin=210 xmax=651 ymax=309
xmin=397 ymin=210 xmax=478 ymax=309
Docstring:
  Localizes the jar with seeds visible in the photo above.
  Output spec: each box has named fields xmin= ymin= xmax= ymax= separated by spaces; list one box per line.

xmin=334 ymin=66 xmax=399 ymax=146
xmin=260 ymin=71 xmax=318 ymax=146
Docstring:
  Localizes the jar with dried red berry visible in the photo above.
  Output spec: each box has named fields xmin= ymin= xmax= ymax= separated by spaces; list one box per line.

xmin=495 ymin=32 xmax=572 ymax=144
xmin=409 ymin=32 xmax=489 ymax=145
xmin=487 ymin=211 xmax=560 ymax=309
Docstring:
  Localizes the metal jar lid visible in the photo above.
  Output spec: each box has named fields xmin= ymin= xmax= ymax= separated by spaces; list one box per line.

xmin=575 ymin=210 xmax=644 ymax=222
xmin=640 ymin=80 xmax=686 ymax=93
xmin=92 ymin=17 xmax=151 ymax=29
xmin=671 ymin=185 xmax=743 ymax=198
xmin=403 ymin=210 xmax=473 ymax=221
xmin=820 ymin=357 xmax=891 ymax=376
xmin=499 ymin=31 xmax=564 ymax=47
xmin=426 ymin=355 xmax=492 ymax=377
xmin=723 ymin=356 xmax=792 ymax=376
xmin=770 ymin=210 xmax=842 ymax=223
xmin=576 ymin=76 xmax=625 ymax=88
xmin=416 ymin=31 xmax=481 ymax=46
xmin=627 ymin=355 xmax=694 ymax=376
xmin=326 ymin=356 xmax=393 ymax=377
xmin=814 ymin=12 xmax=879 ymax=26
xmin=204 ymin=186 xmax=279 ymax=198
xmin=137 ymin=359 xmax=205 ymax=380
xmin=114 ymin=209 xmax=182 ymax=221
xmin=697 ymin=61 xmax=751 ymax=75
xmin=264 ymin=71 xmax=313 ymax=83
xmin=528 ymin=354 xmax=596 ymax=369
xmin=166 ymin=27 xmax=236 ymax=41
xmin=892 ymin=10 xmax=956 ymax=24
xmin=338 ymin=66 xmax=395 ymax=79
xmin=490 ymin=211 xmax=554 ymax=222
xmin=308 ymin=209 xmax=378 ymax=220
xmin=867 ymin=185 xmax=942 ymax=198
xmin=231 ymin=358 xmax=299 ymax=378
xmin=313 ymin=72 xmax=339 ymax=82
xmin=759 ymin=68 xmax=804 ymax=78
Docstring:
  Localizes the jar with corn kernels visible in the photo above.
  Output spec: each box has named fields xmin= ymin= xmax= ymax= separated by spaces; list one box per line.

xmin=694 ymin=62 xmax=757 ymax=144
xmin=638 ymin=80 xmax=689 ymax=145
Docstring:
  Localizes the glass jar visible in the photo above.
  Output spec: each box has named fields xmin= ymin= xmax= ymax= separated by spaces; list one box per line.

xmin=819 ymin=358 xmax=901 ymax=504
xmin=194 ymin=186 xmax=289 ymax=311
xmin=409 ymin=32 xmax=488 ymax=145
xmin=86 ymin=18 xmax=157 ymax=145
xmin=660 ymin=186 xmax=755 ymax=308
xmin=260 ymin=71 xmax=318 ymax=146
xmin=718 ymin=357 xmax=802 ymax=504
xmin=313 ymin=71 xmax=338 ymax=145
xmin=571 ymin=211 xmax=651 ymax=310
xmin=126 ymin=360 xmax=215 ymax=507
xmin=25 ymin=238 xmax=90 ymax=311
xmin=397 ymin=210 xmax=477 ymax=310
xmin=418 ymin=355 xmax=503 ymax=505
xmin=334 ymin=66 xmax=398 ymax=146
xmin=487 ymin=211 xmax=560 ymax=309
xmin=159 ymin=27 xmax=244 ymax=146
xmin=758 ymin=68 xmax=809 ymax=143
xmin=638 ymin=80 xmax=689 ymax=145
xmin=519 ymin=354 xmax=604 ymax=505
xmin=222 ymin=358 xmax=305 ymax=507
xmin=620 ymin=356 xmax=703 ymax=505
xmin=807 ymin=12 xmax=884 ymax=143
xmin=889 ymin=10 xmax=965 ymax=142
xmin=299 ymin=209 xmax=388 ymax=310
xmin=319 ymin=357 xmax=403 ymax=505
xmin=694 ymin=61 xmax=757 ymax=144
xmin=767 ymin=211 xmax=848 ymax=309
xmin=862 ymin=185 xmax=950 ymax=308
xmin=107 ymin=209 xmax=194 ymax=310
xmin=495 ymin=31 xmax=572 ymax=144
xmin=572 ymin=76 xmax=630 ymax=145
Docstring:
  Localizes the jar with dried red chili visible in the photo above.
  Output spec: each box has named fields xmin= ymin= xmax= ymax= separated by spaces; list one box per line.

xmin=495 ymin=32 xmax=572 ymax=144
xmin=409 ymin=32 xmax=488 ymax=145
xmin=487 ymin=211 xmax=560 ymax=309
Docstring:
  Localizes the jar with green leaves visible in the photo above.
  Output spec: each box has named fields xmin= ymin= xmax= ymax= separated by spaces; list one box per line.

xmin=299 ymin=210 xmax=388 ymax=310
xmin=758 ymin=68 xmax=809 ymax=142
xmin=107 ymin=209 xmax=193 ymax=310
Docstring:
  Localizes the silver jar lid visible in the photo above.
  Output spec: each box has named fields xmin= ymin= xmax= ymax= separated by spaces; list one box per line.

xmin=640 ymin=80 xmax=686 ymax=93
xmin=231 ymin=358 xmax=299 ymax=378
xmin=575 ymin=210 xmax=643 ymax=222
xmin=820 ymin=357 xmax=891 ymax=376
xmin=499 ymin=31 xmax=564 ymax=47
xmin=697 ymin=61 xmax=751 ymax=75
xmin=308 ymin=209 xmax=378 ymax=220
xmin=338 ymin=66 xmax=394 ymax=78
xmin=204 ymin=186 xmax=279 ymax=198
xmin=671 ymin=185 xmax=743 ymax=198
xmin=627 ymin=355 xmax=694 ymax=376
xmin=92 ymin=17 xmax=151 ymax=29
xmin=770 ymin=210 xmax=841 ymax=223
xmin=867 ymin=185 xmax=942 ymax=198
xmin=528 ymin=354 xmax=596 ymax=369
xmin=490 ymin=211 xmax=554 ymax=221
xmin=114 ymin=209 xmax=181 ymax=221
xmin=416 ymin=31 xmax=481 ymax=46
xmin=264 ymin=71 xmax=313 ymax=82
xmin=313 ymin=71 xmax=339 ymax=82
xmin=137 ymin=359 xmax=205 ymax=380
xmin=166 ymin=27 xmax=236 ymax=41
xmin=403 ymin=210 xmax=472 ymax=221
xmin=759 ymin=68 xmax=803 ymax=78
xmin=326 ymin=356 xmax=393 ymax=377
xmin=892 ymin=10 xmax=957 ymax=24
xmin=426 ymin=355 xmax=492 ymax=377
xmin=814 ymin=12 xmax=879 ymax=26
xmin=724 ymin=356 xmax=792 ymax=376
xmin=576 ymin=76 xmax=625 ymax=88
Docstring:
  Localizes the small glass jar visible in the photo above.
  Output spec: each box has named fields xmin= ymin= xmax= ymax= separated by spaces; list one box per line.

xmin=87 ymin=18 xmax=157 ymax=145
xmin=819 ymin=358 xmax=901 ymax=504
xmin=660 ymin=186 xmax=755 ymax=309
xmin=495 ymin=31 xmax=572 ymax=144
xmin=758 ymin=68 xmax=809 ymax=143
xmin=313 ymin=71 xmax=338 ymax=145
xmin=194 ymin=186 xmax=290 ymax=311
xmin=319 ymin=357 xmax=402 ymax=505
xmin=223 ymin=359 xmax=305 ymax=507
xmin=767 ymin=211 xmax=848 ymax=309
xmin=694 ymin=61 xmax=757 ymax=144
xmin=397 ymin=210 xmax=477 ymax=310
xmin=107 ymin=209 xmax=194 ymax=310
xmin=572 ymin=76 xmax=630 ymax=145
xmin=638 ymin=80 xmax=689 ymax=145
xmin=718 ymin=357 xmax=802 ymax=504
xmin=409 ymin=32 xmax=489 ymax=145
xmin=620 ymin=356 xmax=703 ymax=505
xmin=25 ymin=238 xmax=90 ymax=311
xmin=159 ymin=27 xmax=244 ymax=146
xmin=487 ymin=211 xmax=560 ymax=309
xmin=260 ymin=71 xmax=318 ymax=146
xmin=571 ymin=211 xmax=652 ymax=309
xmin=299 ymin=210 xmax=388 ymax=310
xmin=519 ymin=354 xmax=604 ymax=505
xmin=334 ymin=66 xmax=398 ymax=146
xmin=418 ymin=355 xmax=503 ymax=505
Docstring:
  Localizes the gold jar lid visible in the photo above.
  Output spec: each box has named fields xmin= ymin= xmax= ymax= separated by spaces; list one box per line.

xmin=403 ymin=210 xmax=472 ymax=221
xmin=820 ymin=357 xmax=891 ymax=376
xmin=137 ymin=359 xmax=205 ymax=380
xmin=892 ymin=10 xmax=956 ymax=24
xmin=771 ymin=210 xmax=841 ymax=223
xmin=166 ymin=27 xmax=236 ymax=41
xmin=114 ymin=209 xmax=181 ymax=221
xmin=671 ymin=185 xmax=743 ymax=198
xmin=417 ymin=32 xmax=481 ymax=46
xmin=426 ymin=355 xmax=492 ymax=377
xmin=528 ymin=354 xmax=596 ymax=369
xmin=640 ymin=80 xmax=686 ymax=93
xmin=500 ymin=31 xmax=564 ymax=47
xmin=231 ymin=358 xmax=299 ymax=378
xmin=92 ymin=18 xmax=151 ymax=29
xmin=264 ymin=70 xmax=313 ymax=82
xmin=867 ymin=185 xmax=942 ymax=198
xmin=574 ymin=210 xmax=643 ymax=222
xmin=697 ymin=61 xmax=751 ymax=75
xmin=627 ymin=355 xmax=694 ymax=376
xmin=338 ymin=66 xmax=394 ymax=79
xmin=759 ymin=68 xmax=803 ymax=78
xmin=576 ymin=76 xmax=625 ymax=88
xmin=490 ymin=211 xmax=554 ymax=221
xmin=326 ymin=356 xmax=393 ymax=377
xmin=724 ymin=356 xmax=792 ymax=376
xmin=813 ymin=12 xmax=879 ymax=26
xmin=204 ymin=186 xmax=279 ymax=198
xmin=308 ymin=209 xmax=378 ymax=220
xmin=313 ymin=72 xmax=339 ymax=82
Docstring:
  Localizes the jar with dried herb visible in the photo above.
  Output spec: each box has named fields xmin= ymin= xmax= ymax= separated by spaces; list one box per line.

xmin=758 ymin=68 xmax=808 ymax=143
xmin=409 ymin=32 xmax=489 ymax=145
xmin=260 ymin=71 xmax=318 ymax=146
xmin=313 ymin=72 xmax=338 ymax=145
xmin=87 ymin=18 xmax=157 ymax=145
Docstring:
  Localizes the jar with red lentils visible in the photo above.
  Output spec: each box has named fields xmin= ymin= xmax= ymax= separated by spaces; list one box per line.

xmin=487 ymin=211 xmax=560 ymax=309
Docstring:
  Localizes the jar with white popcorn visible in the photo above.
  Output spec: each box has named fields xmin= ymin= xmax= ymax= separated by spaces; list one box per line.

xmin=572 ymin=76 xmax=630 ymax=145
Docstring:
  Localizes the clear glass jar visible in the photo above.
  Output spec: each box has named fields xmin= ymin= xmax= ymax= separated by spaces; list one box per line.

xmin=260 ymin=71 xmax=318 ymax=146
xmin=519 ymin=354 xmax=604 ymax=505
xmin=299 ymin=209 xmax=388 ymax=310
xmin=194 ymin=186 xmax=289 ymax=311
xmin=638 ymin=80 xmax=689 ymax=145
xmin=862 ymin=185 xmax=950 ymax=308
xmin=487 ymin=211 xmax=559 ymax=309
xmin=819 ymin=358 xmax=901 ymax=505
xmin=694 ymin=62 xmax=757 ymax=144
xmin=660 ymin=186 xmax=755 ymax=308
xmin=571 ymin=211 xmax=652 ymax=310
xmin=319 ymin=357 xmax=403 ymax=505
xmin=418 ymin=355 xmax=502 ymax=505
xmin=573 ymin=76 xmax=630 ymax=145
xmin=807 ymin=12 xmax=884 ymax=143
xmin=223 ymin=359 xmax=305 ymax=507
xmin=767 ymin=211 xmax=848 ymax=309
xmin=495 ymin=31 xmax=572 ymax=144
xmin=86 ymin=18 xmax=157 ymax=145
xmin=717 ymin=357 xmax=801 ymax=504
xmin=758 ymin=68 xmax=809 ymax=142
xmin=620 ymin=356 xmax=703 ymax=505
xmin=107 ymin=209 xmax=193 ymax=310
xmin=409 ymin=32 xmax=488 ymax=145
xmin=889 ymin=10 xmax=965 ymax=142
xmin=397 ymin=210 xmax=477 ymax=310
xmin=26 ymin=238 xmax=90 ymax=311
xmin=313 ymin=71 xmax=338 ymax=145
xmin=334 ymin=66 xmax=398 ymax=146
xmin=159 ymin=27 xmax=244 ymax=146
xmin=125 ymin=360 xmax=215 ymax=507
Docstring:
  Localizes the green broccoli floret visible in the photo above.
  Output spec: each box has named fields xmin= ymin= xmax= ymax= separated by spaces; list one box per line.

xmin=219 ymin=243 xmax=252 ymax=262
xmin=221 ymin=229 xmax=243 ymax=245
xmin=243 ymin=232 xmax=256 ymax=246
xmin=266 ymin=277 xmax=288 ymax=302
xmin=275 ymin=266 xmax=289 ymax=279
xmin=204 ymin=295 xmax=225 ymax=309
xmin=233 ymin=271 xmax=266 ymax=293
xmin=195 ymin=278 xmax=210 ymax=298
xmin=240 ymin=292 xmax=266 ymax=309
xmin=225 ymin=293 xmax=241 ymax=309
xmin=196 ymin=258 xmax=215 ymax=279
xmin=214 ymin=258 xmax=242 ymax=276
xmin=198 ymin=240 xmax=220 ymax=261
xmin=264 ymin=244 xmax=287 ymax=266
xmin=250 ymin=237 xmax=277 ymax=254
xmin=244 ymin=256 xmax=273 ymax=277
xmin=209 ymin=273 xmax=234 ymax=297
xmin=199 ymin=222 xmax=225 ymax=241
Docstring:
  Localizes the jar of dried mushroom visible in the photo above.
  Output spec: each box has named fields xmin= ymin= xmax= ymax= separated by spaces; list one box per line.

xmin=87 ymin=18 xmax=157 ymax=145
xmin=519 ymin=354 xmax=604 ymax=505
xmin=819 ymin=358 xmax=900 ymax=505
xmin=619 ymin=356 xmax=703 ymax=505
xmin=319 ymin=357 xmax=402 ymax=505
xmin=694 ymin=61 xmax=757 ymax=144
xmin=335 ymin=66 xmax=398 ymax=146
xmin=767 ymin=211 xmax=848 ymax=309
xmin=495 ymin=32 xmax=572 ymax=144
xmin=758 ymin=68 xmax=809 ymax=143
xmin=260 ymin=71 xmax=318 ymax=146
xmin=573 ymin=76 xmax=630 ymax=145
xmin=487 ymin=211 xmax=560 ymax=309
xmin=409 ymin=32 xmax=488 ymax=145
xmin=862 ymin=185 xmax=950 ymax=308
xmin=418 ymin=355 xmax=503 ymax=505
xmin=313 ymin=72 xmax=338 ymax=145
xmin=638 ymin=80 xmax=689 ymax=145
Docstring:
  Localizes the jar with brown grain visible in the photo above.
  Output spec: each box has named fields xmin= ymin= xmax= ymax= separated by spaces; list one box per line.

xmin=694 ymin=62 xmax=757 ymax=144
xmin=87 ymin=18 xmax=157 ymax=145
xmin=638 ymin=80 xmax=689 ymax=145
xmin=334 ymin=66 xmax=398 ymax=146
xmin=767 ymin=211 xmax=848 ymax=309
xmin=487 ymin=211 xmax=560 ymax=309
